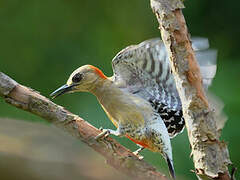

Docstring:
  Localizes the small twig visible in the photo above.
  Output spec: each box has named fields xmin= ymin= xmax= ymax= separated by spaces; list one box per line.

xmin=0 ymin=72 xmax=169 ymax=180
xmin=150 ymin=0 xmax=231 ymax=179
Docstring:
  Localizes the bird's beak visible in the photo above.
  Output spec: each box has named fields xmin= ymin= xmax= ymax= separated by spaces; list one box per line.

xmin=50 ymin=84 xmax=75 ymax=99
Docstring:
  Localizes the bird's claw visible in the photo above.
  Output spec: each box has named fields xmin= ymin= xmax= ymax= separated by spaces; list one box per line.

xmin=95 ymin=129 xmax=110 ymax=140
xmin=132 ymin=147 xmax=145 ymax=160
xmin=136 ymin=155 xmax=144 ymax=160
xmin=133 ymin=150 xmax=144 ymax=160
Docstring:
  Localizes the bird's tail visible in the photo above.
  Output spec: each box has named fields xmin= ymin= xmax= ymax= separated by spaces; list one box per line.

xmin=192 ymin=37 xmax=228 ymax=134
xmin=165 ymin=155 xmax=175 ymax=179
xmin=192 ymin=37 xmax=217 ymax=89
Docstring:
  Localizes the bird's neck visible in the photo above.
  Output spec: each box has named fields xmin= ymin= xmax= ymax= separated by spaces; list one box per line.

xmin=89 ymin=77 xmax=125 ymax=111
xmin=90 ymin=77 xmax=114 ymax=101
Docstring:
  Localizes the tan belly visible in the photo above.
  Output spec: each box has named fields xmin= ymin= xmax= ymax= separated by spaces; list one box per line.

xmin=98 ymin=93 xmax=158 ymax=151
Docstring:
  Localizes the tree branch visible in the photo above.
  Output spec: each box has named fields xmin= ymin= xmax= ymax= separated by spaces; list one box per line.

xmin=150 ymin=0 xmax=231 ymax=179
xmin=0 ymin=72 xmax=170 ymax=180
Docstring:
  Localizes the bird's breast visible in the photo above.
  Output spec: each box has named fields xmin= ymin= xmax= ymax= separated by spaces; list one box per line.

xmin=99 ymin=93 xmax=151 ymax=127
xmin=95 ymin=83 xmax=154 ymax=134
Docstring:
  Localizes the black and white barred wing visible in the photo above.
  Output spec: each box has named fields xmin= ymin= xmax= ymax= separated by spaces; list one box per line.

xmin=112 ymin=38 xmax=217 ymax=137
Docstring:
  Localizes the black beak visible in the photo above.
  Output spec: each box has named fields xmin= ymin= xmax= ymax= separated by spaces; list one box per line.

xmin=50 ymin=84 xmax=75 ymax=99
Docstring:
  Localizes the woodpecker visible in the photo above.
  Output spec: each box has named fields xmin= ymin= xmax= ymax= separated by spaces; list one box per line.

xmin=50 ymin=38 xmax=217 ymax=179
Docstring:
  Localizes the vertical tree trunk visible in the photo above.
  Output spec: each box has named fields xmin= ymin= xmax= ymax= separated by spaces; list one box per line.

xmin=150 ymin=0 xmax=231 ymax=179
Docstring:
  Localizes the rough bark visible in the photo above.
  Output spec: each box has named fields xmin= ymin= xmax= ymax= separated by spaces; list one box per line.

xmin=0 ymin=72 xmax=168 ymax=180
xmin=150 ymin=0 xmax=231 ymax=179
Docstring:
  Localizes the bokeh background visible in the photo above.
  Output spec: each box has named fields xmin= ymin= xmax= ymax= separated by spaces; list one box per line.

xmin=1 ymin=0 xmax=239 ymax=179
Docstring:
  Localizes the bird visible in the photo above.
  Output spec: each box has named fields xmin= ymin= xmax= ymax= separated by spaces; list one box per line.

xmin=50 ymin=37 xmax=217 ymax=179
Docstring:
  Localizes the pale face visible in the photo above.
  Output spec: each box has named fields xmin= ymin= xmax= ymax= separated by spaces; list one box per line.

xmin=50 ymin=65 xmax=101 ymax=98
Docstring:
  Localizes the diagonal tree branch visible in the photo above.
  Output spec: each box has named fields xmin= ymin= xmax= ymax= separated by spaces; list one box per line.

xmin=150 ymin=0 xmax=231 ymax=179
xmin=0 ymin=72 xmax=169 ymax=180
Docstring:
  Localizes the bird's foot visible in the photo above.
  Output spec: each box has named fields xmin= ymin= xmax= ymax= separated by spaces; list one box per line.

xmin=95 ymin=129 xmax=110 ymax=140
xmin=95 ymin=127 xmax=121 ymax=140
xmin=133 ymin=147 xmax=145 ymax=160
xmin=133 ymin=153 xmax=144 ymax=160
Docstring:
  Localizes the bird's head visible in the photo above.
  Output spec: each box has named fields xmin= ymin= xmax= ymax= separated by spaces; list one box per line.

xmin=50 ymin=65 xmax=107 ymax=98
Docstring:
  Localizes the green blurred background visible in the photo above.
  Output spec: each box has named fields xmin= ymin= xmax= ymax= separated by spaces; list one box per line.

xmin=0 ymin=0 xmax=239 ymax=179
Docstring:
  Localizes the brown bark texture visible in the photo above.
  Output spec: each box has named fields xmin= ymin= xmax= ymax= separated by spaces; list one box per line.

xmin=150 ymin=0 xmax=231 ymax=180
xmin=0 ymin=72 xmax=170 ymax=180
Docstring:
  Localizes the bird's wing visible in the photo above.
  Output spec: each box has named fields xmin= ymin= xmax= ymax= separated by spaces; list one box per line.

xmin=112 ymin=38 xmax=217 ymax=137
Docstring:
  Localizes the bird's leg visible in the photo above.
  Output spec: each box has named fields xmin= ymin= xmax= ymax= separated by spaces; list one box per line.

xmin=133 ymin=146 xmax=145 ymax=155
xmin=133 ymin=146 xmax=145 ymax=160
xmin=95 ymin=127 xmax=122 ymax=140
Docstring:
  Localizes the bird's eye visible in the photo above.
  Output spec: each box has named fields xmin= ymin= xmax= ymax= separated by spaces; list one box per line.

xmin=72 ymin=73 xmax=83 ymax=83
